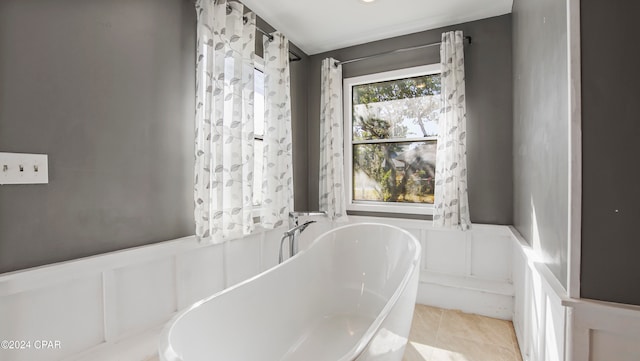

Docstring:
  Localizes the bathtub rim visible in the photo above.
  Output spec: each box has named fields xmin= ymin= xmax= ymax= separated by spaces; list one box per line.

xmin=158 ymin=222 xmax=421 ymax=361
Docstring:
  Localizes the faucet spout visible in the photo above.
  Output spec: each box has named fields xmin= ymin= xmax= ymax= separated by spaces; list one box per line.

xmin=278 ymin=220 xmax=316 ymax=264
xmin=284 ymin=220 xmax=316 ymax=237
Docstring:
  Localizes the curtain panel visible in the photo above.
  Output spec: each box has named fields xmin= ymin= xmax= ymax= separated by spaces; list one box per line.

xmin=433 ymin=30 xmax=471 ymax=230
xmin=319 ymin=58 xmax=347 ymax=221
xmin=194 ymin=0 xmax=256 ymax=242
xmin=261 ymin=33 xmax=294 ymax=229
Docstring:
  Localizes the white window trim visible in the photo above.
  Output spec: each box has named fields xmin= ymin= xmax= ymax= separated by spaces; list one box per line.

xmin=252 ymin=56 xmax=266 ymax=221
xmin=343 ymin=64 xmax=441 ymax=215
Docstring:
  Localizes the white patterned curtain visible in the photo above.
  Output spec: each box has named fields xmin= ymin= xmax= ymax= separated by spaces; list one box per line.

xmin=194 ymin=0 xmax=256 ymax=242
xmin=434 ymin=31 xmax=471 ymax=230
xmin=319 ymin=58 xmax=347 ymax=221
xmin=260 ymin=33 xmax=294 ymax=229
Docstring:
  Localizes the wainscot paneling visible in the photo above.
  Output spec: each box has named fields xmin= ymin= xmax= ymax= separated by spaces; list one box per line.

xmin=0 ymin=227 xmax=285 ymax=361
xmin=0 ymin=275 xmax=104 ymax=361
xmin=5 ymin=217 xmax=639 ymax=361
xmin=510 ymin=226 xmax=568 ymax=361
xmin=337 ymin=216 xmax=516 ymax=320
xmin=112 ymin=258 xmax=177 ymax=338
xmin=510 ymin=225 xmax=640 ymax=361
xmin=567 ymin=298 xmax=640 ymax=361
xmin=175 ymin=245 xmax=225 ymax=310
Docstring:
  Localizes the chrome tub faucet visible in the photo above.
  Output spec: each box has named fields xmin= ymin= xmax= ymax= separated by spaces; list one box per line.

xmin=278 ymin=220 xmax=316 ymax=264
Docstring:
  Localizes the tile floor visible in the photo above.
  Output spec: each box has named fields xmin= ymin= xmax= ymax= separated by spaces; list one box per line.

xmin=148 ymin=305 xmax=522 ymax=361
xmin=403 ymin=305 xmax=523 ymax=361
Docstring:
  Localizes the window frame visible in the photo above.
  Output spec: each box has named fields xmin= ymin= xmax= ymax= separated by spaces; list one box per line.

xmin=342 ymin=63 xmax=441 ymax=215
xmin=252 ymin=56 xmax=266 ymax=220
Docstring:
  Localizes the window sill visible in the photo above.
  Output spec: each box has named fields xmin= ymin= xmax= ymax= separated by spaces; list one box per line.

xmin=347 ymin=210 xmax=433 ymax=221
xmin=347 ymin=201 xmax=434 ymax=216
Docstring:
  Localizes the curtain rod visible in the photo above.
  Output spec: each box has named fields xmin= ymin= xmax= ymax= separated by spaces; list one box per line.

xmin=334 ymin=36 xmax=472 ymax=67
xmin=254 ymin=24 xmax=302 ymax=62
xmin=221 ymin=3 xmax=303 ymax=62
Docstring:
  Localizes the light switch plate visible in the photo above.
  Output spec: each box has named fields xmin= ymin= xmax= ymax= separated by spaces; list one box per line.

xmin=0 ymin=152 xmax=49 ymax=185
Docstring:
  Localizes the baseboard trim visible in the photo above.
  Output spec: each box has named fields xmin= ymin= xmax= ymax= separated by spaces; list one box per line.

xmin=420 ymin=270 xmax=514 ymax=296
xmin=63 ymin=323 xmax=166 ymax=361
xmin=417 ymin=273 xmax=514 ymax=320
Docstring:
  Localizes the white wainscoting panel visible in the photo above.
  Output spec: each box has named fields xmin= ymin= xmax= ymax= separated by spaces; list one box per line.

xmin=175 ymin=245 xmax=225 ymax=310
xmin=510 ymin=226 xmax=568 ymax=361
xmin=471 ymin=229 xmax=512 ymax=281
xmin=424 ymin=228 xmax=467 ymax=276
xmin=0 ymin=275 xmax=104 ymax=361
xmin=591 ymin=330 xmax=640 ymax=361
xmin=417 ymin=275 xmax=515 ymax=320
xmin=347 ymin=216 xmax=515 ymax=320
xmin=544 ymin=287 xmax=566 ymax=361
xmin=0 ymin=229 xmax=283 ymax=361
xmin=567 ymin=298 xmax=640 ymax=361
xmin=112 ymin=258 xmax=177 ymax=338
xmin=6 ymin=217 xmax=639 ymax=361
xmin=225 ymin=233 xmax=262 ymax=287
xmin=510 ymin=225 xmax=640 ymax=361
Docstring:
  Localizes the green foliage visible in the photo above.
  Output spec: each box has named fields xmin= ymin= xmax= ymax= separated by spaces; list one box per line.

xmin=381 ymin=169 xmax=393 ymax=201
xmin=351 ymin=73 xmax=440 ymax=204
xmin=353 ymin=74 xmax=440 ymax=105
xmin=357 ymin=116 xmax=393 ymax=139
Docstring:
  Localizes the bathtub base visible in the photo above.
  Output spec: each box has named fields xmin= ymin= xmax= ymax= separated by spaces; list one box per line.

xmin=281 ymin=313 xmax=375 ymax=360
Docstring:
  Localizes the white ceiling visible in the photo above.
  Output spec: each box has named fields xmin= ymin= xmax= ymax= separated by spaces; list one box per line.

xmin=241 ymin=0 xmax=513 ymax=55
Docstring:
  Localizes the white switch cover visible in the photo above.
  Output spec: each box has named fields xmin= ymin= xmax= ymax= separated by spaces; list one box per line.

xmin=0 ymin=152 xmax=49 ymax=185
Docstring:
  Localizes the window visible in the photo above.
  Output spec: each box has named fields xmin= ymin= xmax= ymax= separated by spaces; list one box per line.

xmin=253 ymin=61 xmax=265 ymax=207
xmin=343 ymin=64 xmax=441 ymax=215
xmin=220 ymin=56 xmax=265 ymax=208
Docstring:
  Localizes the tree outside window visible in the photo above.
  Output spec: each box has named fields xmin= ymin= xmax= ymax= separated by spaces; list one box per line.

xmin=347 ymin=67 xmax=441 ymax=211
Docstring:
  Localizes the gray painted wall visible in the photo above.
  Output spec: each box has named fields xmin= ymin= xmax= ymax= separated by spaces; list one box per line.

xmin=307 ymin=15 xmax=513 ymax=224
xmin=580 ymin=0 xmax=640 ymax=305
xmin=0 ymin=0 xmax=196 ymax=273
xmin=512 ymin=0 xmax=569 ymax=287
xmin=0 ymin=0 xmax=309 ymax=273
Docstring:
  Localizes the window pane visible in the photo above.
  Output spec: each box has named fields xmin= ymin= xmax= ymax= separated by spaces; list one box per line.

xmin=352 ymin=74 xmax=440 ymax=141
xmin=253 ymin=68 xmax=264 ymax=206
xmin=253 ymin=139 xmax=263 ymax=206
xmin=254 ymin=68 xmax=264 ymax=136
xmin=353 ymin=141 xmax=436 ymax=204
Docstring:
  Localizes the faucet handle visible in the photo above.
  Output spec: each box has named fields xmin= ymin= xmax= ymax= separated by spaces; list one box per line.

xmin=284 ymin=220 xmax=316 ymax=236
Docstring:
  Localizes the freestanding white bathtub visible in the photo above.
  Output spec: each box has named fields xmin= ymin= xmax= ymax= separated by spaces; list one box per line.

xmin=159 ymin=223 xmax=421 ymax=361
